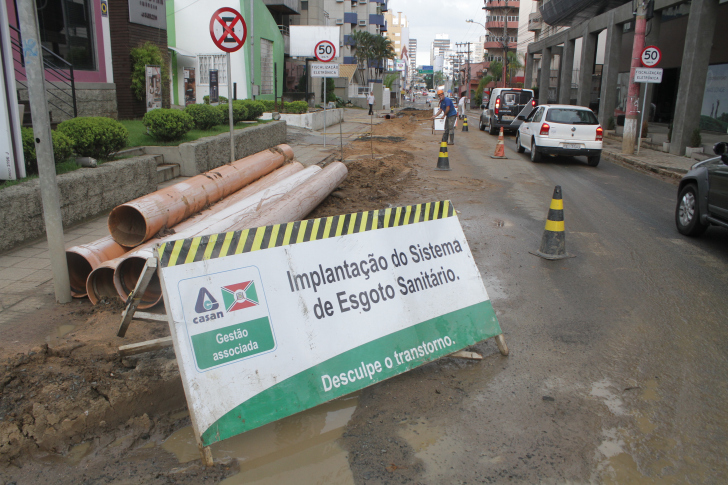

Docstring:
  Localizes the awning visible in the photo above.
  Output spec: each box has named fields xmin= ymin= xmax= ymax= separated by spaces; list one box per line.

xmin=339 ymin=64 xmax=358 ymax=82
xmin=168 ymin=46 xmax=196 ymax=58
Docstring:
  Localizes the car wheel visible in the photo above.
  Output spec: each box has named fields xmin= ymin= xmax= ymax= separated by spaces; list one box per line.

xmin=479 ymin=118 xmax=485 ymax=131
xmin=488 ymin=118 xmax=497 ymax=135
xmin=676 ymin=183 xmax=709 ymax=236
xmin=516 ymin=132 xmax=525 ymax=153
xmin=587 ymin=155 xmax=600 ymax=167
xmin=530 ymin=138 xmax=541 ymax=163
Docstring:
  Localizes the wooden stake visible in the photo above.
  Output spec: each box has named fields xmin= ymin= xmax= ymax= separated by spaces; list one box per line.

xmin=449 ymin=350 xmax=483 ymax=360
xmin=117 ymin=258 xmax=158 ymax=337
xmin=118 ymin=336 xmax=173 ymax=357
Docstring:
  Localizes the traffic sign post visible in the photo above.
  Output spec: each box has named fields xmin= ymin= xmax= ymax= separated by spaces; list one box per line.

xmin=313 ymin=40 xmax=337 ymax=148
xmin=209 ymin=7 xmax=247 ymax=163
xmin=635 ymin=54 xmax=663 ymax=154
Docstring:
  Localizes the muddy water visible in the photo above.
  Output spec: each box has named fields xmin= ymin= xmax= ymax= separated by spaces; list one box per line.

xmin=162 ymin=395 xmax=359 ymax=484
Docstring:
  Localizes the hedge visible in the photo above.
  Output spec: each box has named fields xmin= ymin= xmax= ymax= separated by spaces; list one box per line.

xmin=56 ymin=117 xmax=128 ymax=160
xmin=142 ymin=109 xmax=194 ymax=142
xmin=184 ymin=103 xmax=223 ymax=130
xmin=20 ymin=128 xmax=74 ymax=174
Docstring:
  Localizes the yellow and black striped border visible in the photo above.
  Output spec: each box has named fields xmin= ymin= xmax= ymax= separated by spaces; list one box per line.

xmin=157 ymin=201 xmax=455 ymax=268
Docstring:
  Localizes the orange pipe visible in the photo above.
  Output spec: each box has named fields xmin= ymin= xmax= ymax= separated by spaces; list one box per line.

xmin=86 ymin=257 xmax=124 ymax=305
xmin=113 ymin=164 xmax=320 ymax=309
xmin=108 ymin=145 xmax=294 ymax=248
xmin=227 ymin=162 xmax=348 ymax=231
xmin=66 ymin=236 xmax=129 ymax=298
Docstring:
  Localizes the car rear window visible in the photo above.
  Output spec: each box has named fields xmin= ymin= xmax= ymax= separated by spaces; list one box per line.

xmin=545 ymin=108 xmax=598 ymax=124
xmin=502 ymin=91 xmax=533 ymax=106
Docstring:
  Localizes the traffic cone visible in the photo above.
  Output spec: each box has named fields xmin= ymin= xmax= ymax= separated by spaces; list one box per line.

xmin=529 ymin=186 xmax=574 ymax=260
xmin=490 ymin=127 xmax=506 ymax=159
xmin=462 ymin=116 xmax=469 ymax=132
xmin=435 ymin=140 xmax=451 ymax=171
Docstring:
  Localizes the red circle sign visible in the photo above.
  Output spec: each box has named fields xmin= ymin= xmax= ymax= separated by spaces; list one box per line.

xmin=641 ymin=45 xmax=661 ymax=67
xmin=314 ymin=40 xmax=336 ymax=62
xmin=209 ymin=7 xmax=247 ymax=53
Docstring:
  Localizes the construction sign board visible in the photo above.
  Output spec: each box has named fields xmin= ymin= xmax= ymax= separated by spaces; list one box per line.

xmin=157 ymin=201 xmax=503 ymax=448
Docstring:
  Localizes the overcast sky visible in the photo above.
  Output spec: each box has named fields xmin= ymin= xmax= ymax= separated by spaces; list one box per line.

xmin=389 ymin=0 xmax=491 ymax=65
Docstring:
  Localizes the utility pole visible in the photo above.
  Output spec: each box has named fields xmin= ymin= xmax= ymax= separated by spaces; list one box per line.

xmin=17 ymin=0 xmax=71 ymax=303
xmin=466 ymin=42 xmax=471 ymax=99
xmin=623 ymin=0 xmax=647 ymax=154
xmin=503 ymin=0 xmax=509 ymax=88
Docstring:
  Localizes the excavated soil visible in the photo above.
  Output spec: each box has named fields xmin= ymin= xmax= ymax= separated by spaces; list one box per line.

xmin=0 ymin=109 xmax=465 ymax=483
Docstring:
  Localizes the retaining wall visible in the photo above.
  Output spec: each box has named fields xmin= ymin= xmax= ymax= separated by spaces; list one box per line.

xmin=144 ymin=121 xmax=287 ymax=176
xmin=0 ymin=156 xmax=159 ymax=253
xmin=260 ymin=110 xmax=343 ymax=131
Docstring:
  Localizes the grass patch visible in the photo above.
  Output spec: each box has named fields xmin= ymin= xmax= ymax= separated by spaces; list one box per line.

xmin=0 ymin=159 xmax=82 ymax=190
xmin=120 ymin=119 xmax=272 ymax=147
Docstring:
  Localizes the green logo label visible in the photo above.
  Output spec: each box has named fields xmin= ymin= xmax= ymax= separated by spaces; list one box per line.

xmin=191 ymin=316 xmax=276 ymax=370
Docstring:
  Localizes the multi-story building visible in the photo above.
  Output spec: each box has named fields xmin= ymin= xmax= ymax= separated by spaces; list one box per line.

xmin=483 ymin=0 xmax=519 ymax=64
xmin=384 ymin=11 xmax=409 ymax=86
xmin=430 ymin=34 xmax=450 ymax=67
xmin=409 ymin=39 xmax=418 ymax=79
xmin=473 ymin=35 xmax=486 ymax=64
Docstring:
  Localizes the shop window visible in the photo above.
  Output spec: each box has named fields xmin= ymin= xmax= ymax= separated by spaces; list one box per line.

xmin=198 ymin=54 xmax=227 ymax=85
xmin=35 ymin=0 xmax=96 ymax=70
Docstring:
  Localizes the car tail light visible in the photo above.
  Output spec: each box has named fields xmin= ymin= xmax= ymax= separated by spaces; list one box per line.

xmin=540 ymin=123 xmax=550 ymax=136
xmin=596 ymin=126 xmax=603 ymax=141
xmin=531 ymin=99 xmax=536 ymax=107
xmin=495 ymin=97 xmax=500 ymax=116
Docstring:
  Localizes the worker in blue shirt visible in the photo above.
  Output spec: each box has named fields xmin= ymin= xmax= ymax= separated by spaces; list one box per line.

xmin=431 ymin=87 xmax=457 ymax=145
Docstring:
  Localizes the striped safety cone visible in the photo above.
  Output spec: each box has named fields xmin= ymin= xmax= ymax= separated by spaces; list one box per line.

xmin=462 ymin=116 xmax=469 ymax=132
xmin=529 ymin=186 xmax=574 ymax=260
xmin=491 ymin=127 xmax=506 ymax=159
xmin=436 ymin=140 xmax=451 ymax=171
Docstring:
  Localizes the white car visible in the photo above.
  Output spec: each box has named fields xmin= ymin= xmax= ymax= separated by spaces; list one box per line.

xmin=516 ymin=104 xmax=603 ymax=167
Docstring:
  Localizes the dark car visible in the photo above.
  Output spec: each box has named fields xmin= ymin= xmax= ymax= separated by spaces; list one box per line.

xmin=675 ymin=142 xmax=728 ymax=236
xmin=479 ymin=88 xmax=536 ymax=135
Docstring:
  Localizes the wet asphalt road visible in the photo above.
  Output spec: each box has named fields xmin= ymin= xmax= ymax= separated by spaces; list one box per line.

xmin=346 ymin=114 xmax=728 ymax=483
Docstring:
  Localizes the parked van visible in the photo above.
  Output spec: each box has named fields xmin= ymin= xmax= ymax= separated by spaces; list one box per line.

xmin=479 ymin=88 xmax=536 ymax=135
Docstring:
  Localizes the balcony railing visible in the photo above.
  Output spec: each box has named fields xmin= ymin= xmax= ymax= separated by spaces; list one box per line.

xmin=9 ymin=24 xmax=77 ymax=122
xmin=484 ymin=1 xmax=520 ymax=9
xmin=528 ymin=12 xmax=542 ymax=31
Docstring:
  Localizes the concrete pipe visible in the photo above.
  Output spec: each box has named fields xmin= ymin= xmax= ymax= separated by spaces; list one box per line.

xmin=113 ymin=165 xmax=322 ymax=309
xmin=66 ymin=236 xmax=129 ymax=298
xmin=227 ymin=161 xmax=348 ymax=231
xmin=108 ymin=145 xmax=295 ymax=248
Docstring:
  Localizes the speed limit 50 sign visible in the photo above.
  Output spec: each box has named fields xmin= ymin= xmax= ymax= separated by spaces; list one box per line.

xmin=641 ymin=46 xmax=661 ymax=67
xmin=314 ymin=40 xmax=337 ymax=62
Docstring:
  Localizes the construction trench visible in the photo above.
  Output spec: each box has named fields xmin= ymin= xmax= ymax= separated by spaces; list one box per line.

xmin=0 ymin=109 xmax=461 ymax=483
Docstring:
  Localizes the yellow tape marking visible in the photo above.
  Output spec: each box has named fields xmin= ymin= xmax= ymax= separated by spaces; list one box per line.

xmin=168 ymin=239 xmax=185 ymax=267
xmin=371 ymin=210 xmax=379 ymax=230
xmin=550 ymin=199 xmax=564 ymax=210
xmin=335 ymin=215 xmax=346 ymax=236
xmin=310 ymin=218 xmax=322 ymax=241
xmin=185 ymin=237 xmax=202 ymax=264
xmin=235 ymin=229 xmax=250 ymax=254
xmin=251 ymin=226 xmax=266 ymax=251
xmin=359 ymin=211 xmax=369 ymax=232
xmin=203 ymin=234 xmax=218 ymax=260
xmin=545 ymin=220 xmax=565 ymax=232
xmin=282 ymin=222 xmax=295 ymax=246
xmin=323 ymin=216 xmax=334 ymax=239
xmin=268 ymin=224 xmax=281 ymax=249
xmin=383 ymin=208 xmax=392 ymax=228
xmin=296 ymin=220 xmax=309 ymax=244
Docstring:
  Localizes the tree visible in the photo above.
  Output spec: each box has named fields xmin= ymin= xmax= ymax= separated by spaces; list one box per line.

xmin=489 ymin=61 xmax=503 ymax=81
xmin=350 ymin=31 xmax=395 ymax=81
xmin=433 ymin=71 xmax=447 ymax=89
xmin=506 ymin=51 xmax=523 ymax=85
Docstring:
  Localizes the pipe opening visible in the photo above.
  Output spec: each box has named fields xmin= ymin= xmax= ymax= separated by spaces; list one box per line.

xmin=66 ymin=252 xmax=93 ymax=298
xmin=116 ymin=257 xmax=162 ymax=309
xmin=108 ymin=205 xmax=148 ymax=247
xmin=87 ymin=267 xmax=118 ymax=305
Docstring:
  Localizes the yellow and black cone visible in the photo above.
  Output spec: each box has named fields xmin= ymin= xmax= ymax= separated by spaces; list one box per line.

xmin=436 ymin=141 xmax=451 ymax=171
xmin=462 ymin=116 xmax=469 ymax=132
xmin=530 ymin=186 xmax=574 ymax=260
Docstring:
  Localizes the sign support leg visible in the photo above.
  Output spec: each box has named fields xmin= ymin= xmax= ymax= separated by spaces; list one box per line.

xmin=637 ymin=83 xmax=646 ymax=155
xmin=495 ymin=334 xmax=509 ymax=356
xmin=339 ymin=106 xmax=344 ymax=162
xmin=323 ymin=76 xmax=326 ymax=148
xmin=227 ymin=52 xmax=235 ymax=163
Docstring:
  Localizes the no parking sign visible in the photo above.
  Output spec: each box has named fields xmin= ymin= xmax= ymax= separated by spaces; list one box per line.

xmin=209 ymin=7 xmax=247 ymax=53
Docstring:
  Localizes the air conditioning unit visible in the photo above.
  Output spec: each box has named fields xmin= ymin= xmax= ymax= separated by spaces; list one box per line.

xmin=358 ymin=19 xmax=366 ymax=26
xmin=358 ymin=0 xmax=367 ymax=4
xmin=335 ymin=18 xmax=344 ymax=24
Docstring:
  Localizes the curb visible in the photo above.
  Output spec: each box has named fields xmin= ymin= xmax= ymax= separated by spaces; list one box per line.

xmin=601 ymin=149 xmax=686 ymax=181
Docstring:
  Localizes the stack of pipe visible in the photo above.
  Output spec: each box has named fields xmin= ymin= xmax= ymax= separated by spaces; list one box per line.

xmin=66 ymin=143 xmax=349 ymax=309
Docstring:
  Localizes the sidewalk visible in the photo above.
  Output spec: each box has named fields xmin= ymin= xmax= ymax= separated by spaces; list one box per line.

xmin=0 ymin=109 xmax=384 ymax=344
xmin=601 ymin=136 xmax=698 ymax=180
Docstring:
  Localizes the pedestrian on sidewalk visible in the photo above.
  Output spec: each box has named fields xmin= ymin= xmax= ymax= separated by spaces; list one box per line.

xmin=431 ymin=87 xmax=457 ymax=145
xmin=367 ymin=92 xmax=375 ymax=115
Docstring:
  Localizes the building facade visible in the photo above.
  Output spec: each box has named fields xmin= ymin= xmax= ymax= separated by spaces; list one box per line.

xmin=409 ymin=38 xmax=417 ymax=79
xmin=483 ymin=0 xmax=519 ymax=64
xmin=525 ymin=0 xmax=728 ymax=156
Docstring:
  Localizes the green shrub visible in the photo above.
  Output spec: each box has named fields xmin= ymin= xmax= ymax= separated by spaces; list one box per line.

xmin=129 ymin=42 xmax=169 ymax=103
xmin=259 ymin=100 xmax=276 ymax=112
xmin=184 ymin=103 xmax=223 ymax=130
xmin=690 ymin=128 xmax=702 ymax=148
xmin=217 ymin=102 xmax=249 ymax=125
xmin=20 ymin=128 xmax=75 ymax=174
xmin=285 ymin=101 xmax=308 ymax=114
xmin=57 ymin=117 xmax=129 ymax=159
xmin=142 ymin=109 xmax=194 ymax=142
xmin=237 ymin=100 xmax=265 ymax=120
xmin=203 ymin=95 xmax=227 ymax=105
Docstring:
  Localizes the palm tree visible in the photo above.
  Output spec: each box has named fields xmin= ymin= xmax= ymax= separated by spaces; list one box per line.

xmin=371 ymin=36 xmax=395 ymax=79
xmin=350 ymin=30 xmax=374 ymax=83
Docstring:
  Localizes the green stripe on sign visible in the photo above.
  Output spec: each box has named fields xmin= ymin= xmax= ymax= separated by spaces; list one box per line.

xmin=191 ymin=316 xmax=275 ymax=370
xmin=200 ymin=300 xmax=501 ymax=446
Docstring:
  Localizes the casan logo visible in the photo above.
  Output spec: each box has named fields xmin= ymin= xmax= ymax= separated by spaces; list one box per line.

xmin=193 ymin=287 xmax=223 ymax=324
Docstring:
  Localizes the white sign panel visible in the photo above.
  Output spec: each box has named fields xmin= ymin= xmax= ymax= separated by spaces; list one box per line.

xmin=310 ymin=62 xmax=340 ymax=78
xmin=129 ymin=0 xmax=167 ymax=29
xmin=394 ymin=60 xmax=406 ymax=72
xmin=289 ymin=26 xmax=341 ymax=58
xmin=158 ymin=202 xmax=502 ymax=447
xmin=634 ymin=67 xmax=663 ymax=84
